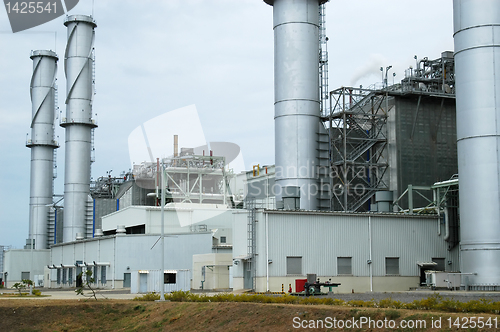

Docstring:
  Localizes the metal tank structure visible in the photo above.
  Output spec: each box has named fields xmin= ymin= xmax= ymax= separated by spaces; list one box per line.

xmin=453 ymin=0 xmax=500 ymax=289
xmin=264 ymin=0 xmax=328 ymax=210
xmin=61 ymin=15 xmax=97 ymax=242
xmin=27 ymin=50 xmax=59 ymax=249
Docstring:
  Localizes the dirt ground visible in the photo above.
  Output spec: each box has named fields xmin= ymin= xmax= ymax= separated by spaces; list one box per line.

xmin=0 ymin=299 xmax=499 ymax=331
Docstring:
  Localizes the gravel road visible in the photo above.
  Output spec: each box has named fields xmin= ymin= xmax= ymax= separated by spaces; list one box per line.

xmin=328 ymin=291 xmax=500 ymax=303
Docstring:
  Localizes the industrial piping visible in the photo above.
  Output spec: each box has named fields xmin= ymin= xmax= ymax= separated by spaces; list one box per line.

xmin=27 ymin=50 xmax=59 ymax=249
xmin=453 ymin=0 xmax=500 ymax=288
xmin=264 ymin=0 xmax=328 ymax=210
xmin=61 ymin=15 xmax=97 ymax=242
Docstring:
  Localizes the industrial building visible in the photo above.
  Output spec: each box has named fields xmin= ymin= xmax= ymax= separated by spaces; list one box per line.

xmin=232 ymin=210 xmax=459 ymax=293
xmin=2 ymin=0 xmax=500 ymax=294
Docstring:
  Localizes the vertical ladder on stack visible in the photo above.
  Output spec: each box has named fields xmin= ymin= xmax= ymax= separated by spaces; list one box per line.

xmin=317 ymin=122 xmax=331 ymax=210
xmin=247 ymin=199 xmax=257 ymax=291
xmin=90 ymin=128 xmax=96 ymax=163
xmin=319 ymin=3 xmax=329 ymax=118
xmin=47 ymin=208 xmax=56 ymax=247
xmin=86 ymin=196 xmax=94 ymax=239
xmin=317 ymin=3 xmax=331 ymax=210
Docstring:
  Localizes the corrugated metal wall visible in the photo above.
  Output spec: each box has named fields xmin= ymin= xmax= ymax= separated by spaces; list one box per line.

xmin=148 ymin=270 xmax=191 ymax=293
xmin=265 ymin=213 xmax=369 ymax=277
xmin=252 ymin=211 xmax=457 ymax=278
xmin=130 ymin=269 xmax=191 ymax=293
xmin=50 ymin=233 xmax=213 ymax=287
xmin=94 ymin=199 xmax=118 ymax=233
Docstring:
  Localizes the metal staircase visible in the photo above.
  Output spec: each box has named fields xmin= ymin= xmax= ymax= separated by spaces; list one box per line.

xmin=317 ymin=121 xmax=331 ymax=210
xmin=47 ymin=208 xmax=56 ymax=247
xmin=86 ymin=196 xmax=94 ymax=238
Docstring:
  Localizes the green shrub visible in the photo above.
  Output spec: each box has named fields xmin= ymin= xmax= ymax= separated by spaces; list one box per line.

xmin=346 ymin=299 xmax=376 ymax=308
xmin=32 ymin=289 xmax=42 ymax=296
xmin=378 ymin=297 xmax=405 ymax=309
xmin=133 ymin=292 xmax=160 ymax=301
xmin=165 ymin=290 xmax=191 ymax=302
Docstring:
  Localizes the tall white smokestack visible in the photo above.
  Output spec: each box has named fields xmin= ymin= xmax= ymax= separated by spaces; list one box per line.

xmin=27 ymin=50 xmax=59 ymax=249
xmin=264 ymin=0 xmax=328 ymax=210
xmin=453 ymin=0 xmax=500 ymax=289
xmin=61 ymin=15 xmax=97 ymax=242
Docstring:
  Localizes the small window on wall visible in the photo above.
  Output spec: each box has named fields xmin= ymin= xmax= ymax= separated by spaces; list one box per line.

xmin=220 ymin=236 xmax=227 ymax=244
xmin=56 ymin=269 xmax=61 ymax=284
xmin=385 ymin=257 xmax=400 ymax=275
xmin=21 ymin=271 xmax=30 ymax=281
xmin=286 ymin=256 xmax=302 ymax=275
xmin=68 ymin=269 xmax=73 ymax=284
xmin=337 ymin=257 xmax=352 ymax=275
xmin=432 ymin=258 xmax=445 ymax=271
xmin=164 ymin=273 xmax=177 ymax=284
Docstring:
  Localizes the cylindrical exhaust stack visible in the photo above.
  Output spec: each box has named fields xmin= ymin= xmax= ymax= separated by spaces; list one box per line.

xmin=61 ymin=15 xmax=97 ymax=242
xmin=453 ymin=0 xmax=500 ymax=288
xmin=27 ymin=50 xmax=59 ymax=249
xmin=264 ymin=0 xmax=327 ymax=210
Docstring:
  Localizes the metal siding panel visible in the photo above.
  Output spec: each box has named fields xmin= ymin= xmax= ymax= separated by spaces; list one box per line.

xmin=232 ymin=211 xmax=249 ymax=278
xmin=371 ymin=216 xmax=448 ymax=276
xmin=262 ymin=212 xmax=447 ymax=280
xmin=267 ymin=213 xmax=369 ymax=277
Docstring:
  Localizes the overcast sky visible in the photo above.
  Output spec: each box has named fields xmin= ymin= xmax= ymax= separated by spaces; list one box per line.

xmin=0 ymin=0 xmax=454 ymax=248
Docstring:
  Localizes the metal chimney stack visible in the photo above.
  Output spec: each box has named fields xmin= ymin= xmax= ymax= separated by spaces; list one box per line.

xmin=61 ymin=15 xmax=97 ymax=242
xmin=453 ymin=0 xmax=500 ymax=289
xmin=27 ymin=50 xmax=59 ymax=249
xmin=264 ymin=0 xmax=327 ymax=210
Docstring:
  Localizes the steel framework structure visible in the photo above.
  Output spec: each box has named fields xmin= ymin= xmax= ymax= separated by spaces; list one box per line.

xmin=133 ymin=154 xmax=230 ymax=206
xmin=326 ymin=87 xmax=392 ymax=212
xmin=324 ymin=52 xmax=456 ymax=212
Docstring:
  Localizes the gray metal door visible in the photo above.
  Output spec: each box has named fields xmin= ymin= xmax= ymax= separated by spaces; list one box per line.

xmin=123 ymin=273 xmax=131 ymax=288
xmin=139 ymin=273 xmax=147 ymax=293
xmin=243 ymin=261 xmax=252 ymax=290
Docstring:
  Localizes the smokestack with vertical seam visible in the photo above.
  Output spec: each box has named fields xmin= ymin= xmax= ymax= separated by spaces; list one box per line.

xmin=61 ymin=15 xmax=97 ymax=242
xmin=264 ymin=0 xmax=328 ymax=210
xmin=27 ymin=50 xmax=59 ymax=249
